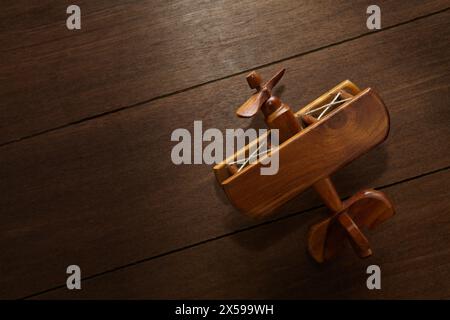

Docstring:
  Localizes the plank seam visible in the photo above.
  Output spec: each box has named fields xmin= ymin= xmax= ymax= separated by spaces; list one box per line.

xmin=1 ymin=6 xmax=449 ymax=149
xmin=21 ymin=164 xmax=450 ymax=300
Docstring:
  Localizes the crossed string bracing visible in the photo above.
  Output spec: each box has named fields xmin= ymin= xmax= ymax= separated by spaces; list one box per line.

xmin=229 ymin=92 xmax=350 ymax=171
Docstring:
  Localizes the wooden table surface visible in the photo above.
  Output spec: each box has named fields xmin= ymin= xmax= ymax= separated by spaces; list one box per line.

xmin=1 ymin=1 xmax=449 ymax=299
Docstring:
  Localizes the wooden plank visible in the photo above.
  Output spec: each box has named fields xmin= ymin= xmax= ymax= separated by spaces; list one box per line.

xmin=1 ymin=11 xmax=449 ymax=298
xmin=1 ymin=1 xmax=448 ymax=144
xmin=36 ymin=168 xmax=450 ymax=299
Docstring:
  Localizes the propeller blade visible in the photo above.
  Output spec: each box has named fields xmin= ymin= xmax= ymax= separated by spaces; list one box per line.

xmin=264 ymin=68 xmax=286 ymax=91
xmin=236 ymin=89 xmax=270 ymax=117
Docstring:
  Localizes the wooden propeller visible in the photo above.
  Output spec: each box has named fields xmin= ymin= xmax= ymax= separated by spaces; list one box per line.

xmin=216 ymin=69 xmax=395 ymax=263
xmin=236 ymin=69 xmax=285 ymax=117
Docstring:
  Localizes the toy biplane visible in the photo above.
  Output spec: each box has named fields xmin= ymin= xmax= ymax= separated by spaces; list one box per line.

xmin=213 ymin=68 xmax=395 ymax=263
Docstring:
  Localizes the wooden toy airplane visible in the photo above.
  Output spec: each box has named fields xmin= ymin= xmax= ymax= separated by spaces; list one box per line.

xmin=214 ymin=68 xmax=395 ymax=263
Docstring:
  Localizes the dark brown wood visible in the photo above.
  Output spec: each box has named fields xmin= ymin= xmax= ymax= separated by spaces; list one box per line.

xmin=0 ymin=1 xmax=448 ymax=145
xmin=0 ymin=10 xmax=449 ymax=299
xmin=218 ymin=87 xmax=389 ymax=217
xmin=226 ymin=73 xmax=393 ymax=261
xmin=311 ymin=177 xmax=373 ymax=261
xmin=308 ymin=188 xmax=395 ymax=262
xmin=36 ymin=169 xmax=450 ymax=299
xmin=265 ymin=97 xmax=301 ymax=141
xmin=302 ymin=104 xmax=384 ymax=261
xmin=312 ymin=178 xmax=343 ymax=213
xmin=236 ymin=69 xmax=285 ymax=117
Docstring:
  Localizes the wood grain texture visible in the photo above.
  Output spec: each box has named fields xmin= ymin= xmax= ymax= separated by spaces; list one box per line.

xmin=1 ymin=1 xmax=449 ymax=144
xmin=221 ymin=88 xmax=390 ymax=217
xmin=36 ymin=168 xmax=450 ymax=299
xmin=1 ymin=11 xmax=449 ymax=299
